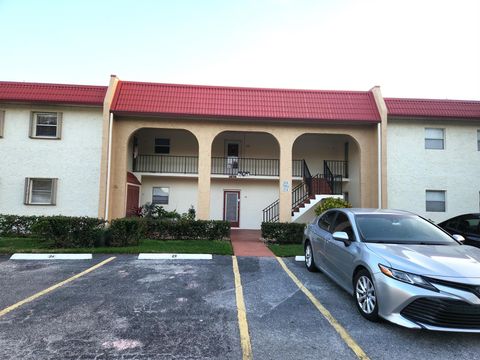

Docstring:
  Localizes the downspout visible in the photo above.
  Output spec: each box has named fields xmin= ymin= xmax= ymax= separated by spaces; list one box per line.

xmin=105 ymin=112 xmax=114 ymax=220
xmin=377 ymin=123 xmax=382 ymax=208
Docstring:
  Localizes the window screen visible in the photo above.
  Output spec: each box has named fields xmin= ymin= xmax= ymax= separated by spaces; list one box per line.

xmin=152 ymin=187 xmax=169 ymax=204
xmin=155 ymin=138 xmax=170 ymax=154
xmin=425 ymin=128 xmax=444 ymax=149
xmin=426 ymin=190 xmax=445 ymax=212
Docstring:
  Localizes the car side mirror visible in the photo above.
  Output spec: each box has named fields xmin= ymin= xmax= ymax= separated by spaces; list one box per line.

xmin=332 ymin=231 xmax=351 ymax=246
xmin=452 ymin=234 xmax=466 ymax=243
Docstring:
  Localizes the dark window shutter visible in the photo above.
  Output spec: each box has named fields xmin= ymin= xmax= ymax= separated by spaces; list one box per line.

xmin=56 ymin=112 xmax=63 ymax=139
xmin=51 ymin=178 xmax=58 ymax=205
xmin=0 ymin=110 xmax=5 ymax=137
xmin=24 ymin=178 xmax=31 ymax=204
xmin=29 ymin=112 xmax=35 ymax=137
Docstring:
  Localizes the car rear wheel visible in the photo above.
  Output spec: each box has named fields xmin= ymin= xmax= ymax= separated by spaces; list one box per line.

xmin=354 ymin=270 xmax=379 ymax=321
xmin=304 ymin=242 xmax=318 ymax=272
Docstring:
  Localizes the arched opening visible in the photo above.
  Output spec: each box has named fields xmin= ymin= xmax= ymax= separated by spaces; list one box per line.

xmin=291 ymin=133 xmax=361 ymax=220
xmin=127 ymin=128 xmax=199 ymax=216
xmin=209 ymin=131 xmax=280 ymax=229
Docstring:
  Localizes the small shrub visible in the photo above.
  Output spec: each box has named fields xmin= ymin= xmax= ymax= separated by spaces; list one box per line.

xmin=108 ymin=218 xmax=146 ymax=247
xmin=314 ymin=197 xmax=352 ymax=216
xmin=138 ymin=203 xmax=182 ymax=220
xmin=261 ymin=222 xmax=306 ymax=244
xmin=31 ymin=216 xmax=106 ymax=248
xmin=182 ymin=206 xmax=196 ymax=221
xmin=0 ymin=215 xmax=40 ymax=237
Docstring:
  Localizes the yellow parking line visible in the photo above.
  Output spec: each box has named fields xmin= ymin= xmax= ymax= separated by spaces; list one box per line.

xmin=276 ymin=257 xmax=370 ymax=360
xmin=232 ymin=256 xmax=253 ymax=360
xmin=0 ymin=256 xmax=116 ymax=318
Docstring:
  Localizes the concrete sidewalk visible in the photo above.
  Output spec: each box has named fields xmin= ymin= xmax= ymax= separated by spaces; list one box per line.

xmin=230 ymin=230 xmax=274 ymax=257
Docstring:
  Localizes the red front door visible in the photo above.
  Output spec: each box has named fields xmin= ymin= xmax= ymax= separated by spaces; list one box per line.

xmin=224 ymin=191 xmax=240 ymax=227
xmin=126 ymin=185 xmax=140 ymax=217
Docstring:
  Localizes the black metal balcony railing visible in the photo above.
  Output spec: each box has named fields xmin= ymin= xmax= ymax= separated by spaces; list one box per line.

xmin=134 ymin=155 xmax=199 ymax=174
xmin=212 ymin=157 xmax=304 ymax=177
xmin=211 ymin=157 xmax=279 ymax=176
xmin=134 ymin=154 xmax=305 ymax=177
xmin=324 ymin=160 xmax=348 ymax=178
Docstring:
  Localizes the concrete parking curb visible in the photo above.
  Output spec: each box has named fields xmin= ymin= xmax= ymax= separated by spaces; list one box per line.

xmin=10 ymin=254 xmax=92 ymax=260
xmin=295 ymin=256 xmax=305 ymax=262
xmin=138 ymin=253 xmax=212 ymax=260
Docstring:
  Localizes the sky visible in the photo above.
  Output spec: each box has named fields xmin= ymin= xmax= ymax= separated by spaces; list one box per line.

xmin=0 ymin=0 xmax=479 ymax=100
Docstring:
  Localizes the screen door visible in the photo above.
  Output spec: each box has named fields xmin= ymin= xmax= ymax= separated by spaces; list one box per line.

xmin=224 ymin=191 xmax=240 ymax=227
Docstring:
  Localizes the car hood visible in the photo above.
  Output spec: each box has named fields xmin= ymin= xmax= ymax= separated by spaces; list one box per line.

xmin=366 ymin=243 xmax=480 ymax=279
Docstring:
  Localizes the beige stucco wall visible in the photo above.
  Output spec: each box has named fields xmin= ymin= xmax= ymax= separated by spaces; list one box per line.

xmin=133 ymin=128 xmax=198 ymax=156
xmin=387 ymin=118 xmax=480 ymax=222
xmin=211 ymin=131 xmax=279 ymax=158
xmin=343 ymin=145 xmax=361 ymax=207
xmin=108 ymin=116 xmax=379 ymax=222
xmin=210 ymin=178 xmax=278 ymax=229
xmin=139 ymin=176 xmax=198 ymax=214
xmin=292 ymin=134 xmax=349 ymax=175
xmin=97 ymin=75 xmax=120 ymax=219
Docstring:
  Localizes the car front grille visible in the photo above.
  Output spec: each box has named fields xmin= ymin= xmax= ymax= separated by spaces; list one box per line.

xmin=401 ymin=298 xmax=480 ymax=329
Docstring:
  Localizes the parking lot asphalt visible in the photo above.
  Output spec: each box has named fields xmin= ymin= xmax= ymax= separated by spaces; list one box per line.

xmin=0 ymin=255 xmax=479 ymax=360
xmin=284 ymin=258 xmax=480 ymax=360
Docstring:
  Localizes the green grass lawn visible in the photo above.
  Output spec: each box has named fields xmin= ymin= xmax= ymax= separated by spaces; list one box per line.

xmin=267 ymin=243 xmax=304 ymax=257
xmin=0 ymin=237 xmax=233 ymax=255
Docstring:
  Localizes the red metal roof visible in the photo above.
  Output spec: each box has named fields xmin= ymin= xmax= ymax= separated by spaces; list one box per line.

xmin=111 ymin=81 xmax=381 ymax=122
xmin=0 ymin=81 xmax=107 ymax=106
xmin=385 ymin=98 xmax=480 ymax=119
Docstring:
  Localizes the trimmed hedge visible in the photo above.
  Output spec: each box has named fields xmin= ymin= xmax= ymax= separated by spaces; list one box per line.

xmin=31 ymin=216 xmax=106 ymax=248
xmin=261 ymin=222 xmax=306 ymax=244
xmin=107 ymin=218 xmax=147 ymax=247
xmin=145 ymin=219 xmax=230 ymax=240
xmin=0 ymin=215 xmax=40 ymax=237
xmin=1 ymin=214 xmax=231 ymax=247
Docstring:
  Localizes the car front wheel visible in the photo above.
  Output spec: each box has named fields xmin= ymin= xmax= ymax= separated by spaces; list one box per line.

xmin=354 ymin=270 xmax=379 ymax=321
xmin=304 ymin=242 xmax=318 ymax=272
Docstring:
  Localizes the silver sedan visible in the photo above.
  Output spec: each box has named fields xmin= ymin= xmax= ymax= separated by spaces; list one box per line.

xmin=303 ymin=208 xmax=480 ymax=332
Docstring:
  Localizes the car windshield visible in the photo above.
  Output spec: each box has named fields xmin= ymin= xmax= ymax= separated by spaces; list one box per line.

xmin=355 ymin=214 xmax=457 ymax=245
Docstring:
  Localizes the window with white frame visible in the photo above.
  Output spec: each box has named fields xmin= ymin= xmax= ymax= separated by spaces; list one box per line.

xmin=426 ymin=190 xmax=445 ymax=212
xmin=30 ymin=112 xmax=62 ymax=139
xmin=24 ymin=178 xmax=58 ymax=205
xmin=152 ymin=187 xmax=169 ymax=205
xmin=425 ymin=128 xmax=444 ymax=149
xmin=154 ymin=138 xmax=170 ymax=154
xmin=0 ymin=110 xmax=4 ymax=138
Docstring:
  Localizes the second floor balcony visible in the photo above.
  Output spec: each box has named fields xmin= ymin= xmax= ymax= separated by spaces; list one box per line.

xmin=133 ymin=154 xmax=306 ymax=177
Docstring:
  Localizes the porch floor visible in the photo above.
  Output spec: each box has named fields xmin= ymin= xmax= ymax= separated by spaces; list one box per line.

xmin=230 ymin=229 xmax=274 ymax=257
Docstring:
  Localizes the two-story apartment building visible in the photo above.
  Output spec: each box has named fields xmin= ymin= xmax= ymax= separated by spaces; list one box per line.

xmin=0 ymin=82 xmax=107 ymax=217
xmin=385 ymin=98 xmax=480 ymax=223
xmin=0 ymin=76 xmax=479 ymax=229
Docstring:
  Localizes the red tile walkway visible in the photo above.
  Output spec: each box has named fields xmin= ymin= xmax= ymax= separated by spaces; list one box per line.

xmin=230 ymin=229 xmax=274 ymax=257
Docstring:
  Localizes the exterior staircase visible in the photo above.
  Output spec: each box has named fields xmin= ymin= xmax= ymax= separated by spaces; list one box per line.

xmin=262 ymin=160 xmax=344 ymax=223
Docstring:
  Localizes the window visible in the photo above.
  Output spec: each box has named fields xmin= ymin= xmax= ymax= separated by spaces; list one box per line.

xmin=154 ymin=138 xmax=170 ymax=154
xmin=318 ymin=211 xmax=336 ymax=232
xmin=426 ymin=190 xmax=446 ymax=212
xmin=30 ymin=112 xmax=62 ymax=139
xmin=24 ymin=178 xmax=57 ymax=205
xmin=332 ymin=212 xmax=355 ymax=240
xmin=152 ymin=187 xmax=169 ymax=205
xmin=0 ymin=110 xmax=4 ymax=138
xmin=425 ymin=128 xmax=444 ymax=149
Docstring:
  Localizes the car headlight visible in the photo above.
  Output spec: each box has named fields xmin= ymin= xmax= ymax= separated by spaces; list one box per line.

xmin=378 ymin=264 xmax=438 ymax=292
